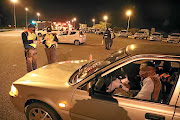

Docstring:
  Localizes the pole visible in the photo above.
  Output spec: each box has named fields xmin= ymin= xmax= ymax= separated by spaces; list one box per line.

xmin=105 ymin=20 xmax=107 ymax=29
xmin=127 ymin=15 xmax=130 ymax=31
xmin=38 ymin=16 xmax=39 ymax=21
xmin=26 ymin=10 xmax=27 ymax=28
xmin=14 ymin=3 xmax=16 ymax=29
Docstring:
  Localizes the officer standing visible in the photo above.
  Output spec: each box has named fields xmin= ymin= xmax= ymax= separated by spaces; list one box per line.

xmin=103 ymin=28 xmax=111 ymax=50
xmin=22 ymin=24 xmax=38 ymax=72
xmin=110 ymin=29 xmax=116 ymax=49
xmin=42 ymin=26 xmax=58 ymax=64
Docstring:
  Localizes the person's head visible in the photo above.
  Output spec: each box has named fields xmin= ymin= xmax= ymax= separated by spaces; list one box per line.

xmin=28 ymin=24 xmax=35 ymax=33
xmin=139 ymin=61 xmax=156 ymax=80
xmin=47 ymin=26 xmax=52 ymax=32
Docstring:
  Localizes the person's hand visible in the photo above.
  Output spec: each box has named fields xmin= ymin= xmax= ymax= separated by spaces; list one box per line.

xmin=33 ymin=40 xmax=38 ymax=44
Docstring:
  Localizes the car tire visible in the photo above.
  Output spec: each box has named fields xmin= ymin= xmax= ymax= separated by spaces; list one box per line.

xmin=74 ymin=40 xmax=80 ymax=45
xmin=25 ymin=102 xmax=61 ymax=120
xmin=134 ymin=37 xmax=136 ymax=39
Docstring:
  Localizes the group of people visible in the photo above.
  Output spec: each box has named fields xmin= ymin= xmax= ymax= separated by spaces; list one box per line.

xmin=103 ymin=28 xmax=116 ymax=50
xmin=22 ymin=24 xmax=58 ymax=72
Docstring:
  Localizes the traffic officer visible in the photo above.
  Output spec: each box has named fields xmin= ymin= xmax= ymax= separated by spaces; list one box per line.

xmin=110 ymin=29 xmax=116 ymax=49
xmin=103 ymin=28 xmax=111 ymax=50
xmin=22 ymin=24 xmax=38 ymax=72
xmin=42 ymin=26 xmax=58 ymax=64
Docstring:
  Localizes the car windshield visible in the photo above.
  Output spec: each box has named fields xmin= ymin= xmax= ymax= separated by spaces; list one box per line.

xmin=152 ymin=33 xmax=161 ymax=36
xmin=69 ymin=49 xmax=127 ymax=85
xmin=137 ymin=31 xmax=144 ymax=33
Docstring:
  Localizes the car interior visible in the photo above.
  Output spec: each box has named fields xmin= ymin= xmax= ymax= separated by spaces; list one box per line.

xmin=80 ymin=59 xmax=180 ymax=104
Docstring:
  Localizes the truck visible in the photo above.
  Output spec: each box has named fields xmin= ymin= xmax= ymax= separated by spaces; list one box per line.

xmin=134 ymin=29 xmax=149 ymax=39
xmin=36 ymin=21 xmax=52 ymax=31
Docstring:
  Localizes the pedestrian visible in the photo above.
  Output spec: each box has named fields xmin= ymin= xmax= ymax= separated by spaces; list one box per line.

xmin=22 ymin=24 xmax=38 ymax=72
xmin=110 ymin=29 xmax=116 ymax=49
xmin=42 ymin=26 xmax=58 ymax=64
xmin=103 ymin=28 xmax=111 ymax=50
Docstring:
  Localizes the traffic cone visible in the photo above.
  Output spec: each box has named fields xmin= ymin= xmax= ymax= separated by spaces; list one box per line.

xmin=89 ymin=54 xmax=93 ymax=60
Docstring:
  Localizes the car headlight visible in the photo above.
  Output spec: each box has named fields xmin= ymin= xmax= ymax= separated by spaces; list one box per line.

xmin=9 ymin=84 xmax=18 ymax=97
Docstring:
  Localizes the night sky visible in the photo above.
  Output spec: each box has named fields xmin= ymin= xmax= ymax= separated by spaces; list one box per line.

xmin=0 ymin=0 xmax=180 ymax=33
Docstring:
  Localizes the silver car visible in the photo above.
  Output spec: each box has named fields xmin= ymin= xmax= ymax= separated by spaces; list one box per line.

xmin=10 ymin=44 xmax=180 ymax=120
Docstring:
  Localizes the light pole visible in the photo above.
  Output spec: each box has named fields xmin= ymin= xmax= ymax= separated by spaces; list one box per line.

xmin=37 ymin=13 xmax=40 ymax=21
xmin=103 ymin=15 xmax=108 ymax=29
xmin=92 ymin=19 xmax=95 ymax=26
xmin=25 ymin=8 xmax=28 ymax=28
xmin=11 ymin=0 xmax=17 ymax=29
xmin=73 ymin=18 xmax=76 ymax=29
xmin=126 ymin=10 xmax=131 ymax=32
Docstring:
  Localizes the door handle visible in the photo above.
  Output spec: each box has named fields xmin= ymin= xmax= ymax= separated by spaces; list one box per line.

xmin=145 ymin=113 xmax=165 ymax=120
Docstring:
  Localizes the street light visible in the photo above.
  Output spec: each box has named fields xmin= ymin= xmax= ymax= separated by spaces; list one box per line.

xmin=92 ymin=19 xmax=95 ymax=26
xmin=11 ymin=0 xmax=17 ymax=29
xmin=126 ymin=10 xmax=132 ymax=32
xmin=73 ymin=18 xmax=76 ymax=29
xmin=37 ymin=13 xmax=40 ymax=21
xmin=103 ymin=15 xmax=108 ymax=29
xmin=25 ymin=8 xmax=28 ymax=28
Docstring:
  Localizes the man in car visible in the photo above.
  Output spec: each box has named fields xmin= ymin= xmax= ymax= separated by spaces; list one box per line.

xmin=135 ymin=61 xmax=161 ymax=101
xmin=42 ymin=26 xmax=58 ymax=64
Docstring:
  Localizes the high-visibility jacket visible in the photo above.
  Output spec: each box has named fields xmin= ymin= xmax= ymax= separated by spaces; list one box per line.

xmin=111 ymin=32 xmax=115 ymax=39
xmin=160 ymin=73 xmax=171 ymax=82
xmin=24 ymin=30 xmax=37 ymax=48
xmin=44 ymin=33 xmax=58 ymax=48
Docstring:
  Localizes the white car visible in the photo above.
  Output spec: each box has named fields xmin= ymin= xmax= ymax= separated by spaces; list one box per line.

xmin=134 ymin=29 xmax=149 ymax=39
xmin=167 ymin=33 xmax=180 ymax=43
xmin=149 ymin=32 xmax=163 ymax=41
xmin=118 ymin=30 xmax=132 ymax=37
xmin=57 ymin=30 xmax=86 ymax=45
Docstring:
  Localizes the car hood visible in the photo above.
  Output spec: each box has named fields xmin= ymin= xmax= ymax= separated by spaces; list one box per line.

xmin=13 ymin=60 xmax=90 ymax=88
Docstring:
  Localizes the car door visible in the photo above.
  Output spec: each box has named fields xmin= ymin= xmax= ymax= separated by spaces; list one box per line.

xmin=58 ymin=31 xmax=69 ymax=43
xmin=69 ymin=31 xmax=77 ymax=43
xmin=70 ymin=78 xmax=131 ymax=120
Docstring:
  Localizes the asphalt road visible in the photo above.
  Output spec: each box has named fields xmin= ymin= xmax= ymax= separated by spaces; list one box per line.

xmin=0 ymin=30 xmax=179 ymax=120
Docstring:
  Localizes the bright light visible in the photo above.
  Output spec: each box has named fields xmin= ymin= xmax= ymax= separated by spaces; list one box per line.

xmin=32 ymin=20 xmax=36 ymax=24
xmin=11 ymin=0 xmax=17 ymax=3
xmin=59 ymin=102 xmax=66 ymax=108
xmin=9 ymin=85 xmax=18 ymax=97
xmin=126 ymin=10 xmax=132 ymax=16
xmin=25 ymin=8 xmax=28 ymax=11
xmin=92 ymin=19 xmax=95 ymax=22
xmin=104 ymin=16 xmax=108 ymax=21
xmin=74 ymin=18 xmax=76 ymax=21
xmin=72 ymin=20 xmax=74 ymax=22
xmin=37 ymin=13 xmax=40 ymax=16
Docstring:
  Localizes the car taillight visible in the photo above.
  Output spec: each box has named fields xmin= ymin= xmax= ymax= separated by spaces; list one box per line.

xmin=79 ymin=35 xmax=82 ymax=38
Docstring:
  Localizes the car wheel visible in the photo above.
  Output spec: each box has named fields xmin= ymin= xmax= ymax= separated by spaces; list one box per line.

xmin=25 ymin=102 xmax=61 ymax=120
xmin=134 ymin=37 xmax=136 ymax=39
xmin=74 ymin=40 xmax=80 ymax=45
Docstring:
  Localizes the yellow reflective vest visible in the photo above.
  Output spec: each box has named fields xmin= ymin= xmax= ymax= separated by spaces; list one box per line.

xmin=44 ymin=33 xmax=57 ymax=48
xmin=27 ymin=31 xmax=37 ymax=48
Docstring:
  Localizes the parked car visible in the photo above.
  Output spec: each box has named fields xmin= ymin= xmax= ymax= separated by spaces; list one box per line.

xmin=89 ymin=28 xmax=96 ymax=33
xmin=9 ymin=44 xmax=180 ymax=120
xmin=149 ymin=32 xmax=163 ymax=41
xmin=134 ymin=29 xmax=149 ymax=39
xmin=167 ymin=33 xmax=180 ymax=43
xmin=57 ymin=30 xmax=86 ymax=45
xmin=118 ymin=30 xmax=132 ymax=37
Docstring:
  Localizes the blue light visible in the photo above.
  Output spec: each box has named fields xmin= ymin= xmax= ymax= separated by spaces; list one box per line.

xmin=32 ymin=20 xmax=36 ymax=24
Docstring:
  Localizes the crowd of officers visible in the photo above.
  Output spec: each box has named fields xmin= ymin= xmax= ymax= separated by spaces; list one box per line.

xmin=22 ymin=24 xmax=116 ymax=73
xmin=22 ymin=24 xmax=58 ymax=72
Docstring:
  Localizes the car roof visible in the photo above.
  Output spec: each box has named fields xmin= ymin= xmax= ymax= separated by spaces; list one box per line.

xmin=125 ymin=44 xmax=180 ymax=56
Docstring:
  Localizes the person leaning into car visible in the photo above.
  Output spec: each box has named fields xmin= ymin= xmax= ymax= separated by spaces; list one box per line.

xmin=42 ymin=26 xmax=58 ymax=64
xmin=22 ymin=24 xmax=39 ymax=72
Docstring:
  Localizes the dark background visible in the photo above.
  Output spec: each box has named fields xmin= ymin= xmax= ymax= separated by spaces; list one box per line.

xmin=0 ymin=0 xmax=180 ymax=33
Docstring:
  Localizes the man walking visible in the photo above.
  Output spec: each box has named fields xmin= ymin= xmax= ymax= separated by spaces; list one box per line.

xmin=110 ymin=29 xmax=116 ymax=49
xmin=22 ymin=24 xmax=38 ymax=72
xmin=103 ymin=28 xmax=111 ymax=50
xmin=42 ymin=26 xmax=58 ymax=64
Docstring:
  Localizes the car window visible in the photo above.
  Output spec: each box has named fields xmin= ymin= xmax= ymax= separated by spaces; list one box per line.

xmin=70 ymin=31 xmax=76 ymax=35
xmin=80 ymin=59 xmax=180 ymax=105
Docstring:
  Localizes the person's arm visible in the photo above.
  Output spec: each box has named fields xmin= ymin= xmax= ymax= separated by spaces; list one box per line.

xmin=22 ymin=32 xmax=33 ymax=44
xmin=42 ymin=34 xmax=46 ymax=44
xmin=53 ymin=34 xmax=58 ymax=42
xmin=135 ymin=78 xmax=154 ymax=100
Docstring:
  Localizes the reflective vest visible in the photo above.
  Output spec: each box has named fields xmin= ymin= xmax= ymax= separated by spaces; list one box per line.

xmin=26 ymin=31 xmax=37 ymax=48
xmin=44 ymin=33 xmax=57 ymax=48
xmin=104 ymin=33 xmax=108 ymax=38
xmin=160 ymin=73 xmax=171 ymax=82
xmin=111 ymin=33 xmax=115 ymax=39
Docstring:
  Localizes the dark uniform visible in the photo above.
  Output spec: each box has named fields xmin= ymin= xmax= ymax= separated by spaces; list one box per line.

xmin=42 ymin=26 xmax=58 ymax=64
xmin=22 ymin=24 xmax=38 ymax=72
xmin=103 ymin=29 xmax=111 ymax=50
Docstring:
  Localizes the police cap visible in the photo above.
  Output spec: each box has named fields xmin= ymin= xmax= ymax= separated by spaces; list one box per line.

xmin=28 ymin=24 xmax=35 ymax=28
